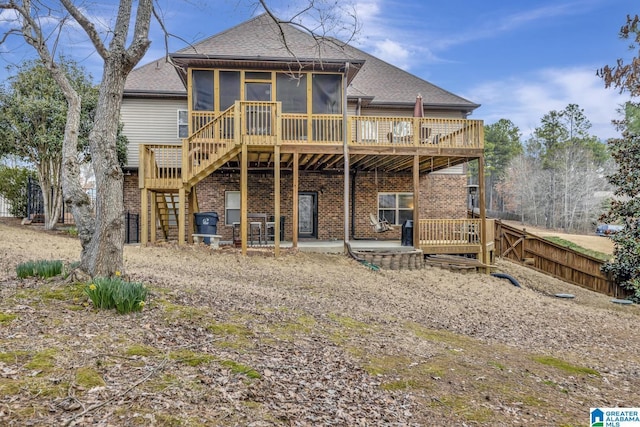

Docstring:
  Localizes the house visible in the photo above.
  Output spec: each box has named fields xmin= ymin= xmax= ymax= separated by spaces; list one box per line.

xmin=121 ymin=13 xmax=491 ymax=262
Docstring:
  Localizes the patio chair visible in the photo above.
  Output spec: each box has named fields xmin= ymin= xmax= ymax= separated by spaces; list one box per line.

xmin=369 ymin=213 xmax=394 ymax=233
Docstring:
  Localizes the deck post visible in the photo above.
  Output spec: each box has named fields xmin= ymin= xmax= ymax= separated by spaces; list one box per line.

xmin=241 ymin=143 xmax=248 ymax=255
xmin=413 ymin=155 xmax=420 ymax=248
xmin=274 ymin=144 xmax=281 ymax=257
xmin=140 ymin=188 xmax=148 ymax=245
xmin=292 ymin=153 xmax=299 ymax=248
xmin=149 ymin=191 xmax=156 ymax=244
xmin=187 ymin=187 xmax=198 ymax=244
xmin=478 ymin=155 xmax=489 ymax=273
xmin=178 ymin=187 xmax=186 ymax=245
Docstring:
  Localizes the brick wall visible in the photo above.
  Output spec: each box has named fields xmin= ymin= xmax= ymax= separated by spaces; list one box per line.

xmin=125 ymin=170 xmax=467 ymax=242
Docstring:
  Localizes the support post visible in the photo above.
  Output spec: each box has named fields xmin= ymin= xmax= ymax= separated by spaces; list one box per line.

xmin=149 ymin=191 xmax=156 ymax=244
xmin=274 ymin=144 xmax=281 ymax=257
xmin=478 ymin=155 xmax=489 ymax=273
xmin=413 ymin=155 xmax=420 ymax=249
xmin=178 ymin=187 xmax=186 ymax=245
xmin=140 ymin=189 xmax=148 ymax=245
xmin=241 ymin=143 xmax=248 ymax=255
xmin=292 ymin=153 xmax=299 ymax=248
xmin=187 ymin=187 xmax=198 ymax=244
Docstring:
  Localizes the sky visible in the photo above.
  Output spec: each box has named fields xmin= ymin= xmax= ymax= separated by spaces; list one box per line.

xmin=0 ymin=0 xmax=634 ymax=141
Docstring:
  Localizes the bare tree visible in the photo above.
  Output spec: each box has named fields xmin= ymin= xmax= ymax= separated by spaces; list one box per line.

xmin=1 ymin=0 xmax=152 ymax=277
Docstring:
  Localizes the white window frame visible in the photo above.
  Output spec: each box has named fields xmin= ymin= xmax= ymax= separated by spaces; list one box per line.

xmin=178 ymin=109 xmax=188 ymax=138
xmin=378 ymin=192 xmax=413 ymax=226
xmin=225 ymin=191 xmax=240 ymax=225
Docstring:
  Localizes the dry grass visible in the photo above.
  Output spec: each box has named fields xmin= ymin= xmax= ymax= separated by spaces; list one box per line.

xmin=0 ymin=219 xmax=639 ymax=426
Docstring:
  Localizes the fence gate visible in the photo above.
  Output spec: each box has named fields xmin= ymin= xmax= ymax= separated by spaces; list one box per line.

xmin=26 ymin=177 xmax=67 ymax=224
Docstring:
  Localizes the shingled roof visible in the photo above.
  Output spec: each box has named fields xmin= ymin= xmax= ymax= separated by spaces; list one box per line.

xmin=125 ymin=13 xmax=479 ymax=112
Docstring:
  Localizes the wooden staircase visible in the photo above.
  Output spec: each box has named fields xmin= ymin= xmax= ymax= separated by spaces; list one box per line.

xmin=155 ymin=192 xmax=179 ymax=240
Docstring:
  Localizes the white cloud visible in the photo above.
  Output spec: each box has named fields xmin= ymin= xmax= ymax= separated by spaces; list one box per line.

xmin=373 ymin=39 xmax=410 ymax=69
xmin=467 ymin=66 xmax=628 ymax=141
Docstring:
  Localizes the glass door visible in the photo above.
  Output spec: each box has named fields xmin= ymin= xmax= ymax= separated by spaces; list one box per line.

xmin=298 ymin=192 xmax=317 ymax=238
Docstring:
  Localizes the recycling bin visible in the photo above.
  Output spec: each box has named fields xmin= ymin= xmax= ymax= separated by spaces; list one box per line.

xmin=194 ymin=212 xmax=219 ymax=244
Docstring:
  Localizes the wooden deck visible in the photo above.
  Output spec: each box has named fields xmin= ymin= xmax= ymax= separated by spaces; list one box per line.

xmin=138 ymin=101 xmax=489 ymax=260
xmin=139 ymin=101 xmax=484 ymax=190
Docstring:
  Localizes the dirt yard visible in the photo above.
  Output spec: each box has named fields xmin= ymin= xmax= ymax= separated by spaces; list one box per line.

xmin=0 ymin=219 xmax=638 ymax=426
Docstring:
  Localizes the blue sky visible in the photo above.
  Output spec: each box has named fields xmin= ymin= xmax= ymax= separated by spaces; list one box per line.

xmin=0 ymin=0 xmax=634 ymax=141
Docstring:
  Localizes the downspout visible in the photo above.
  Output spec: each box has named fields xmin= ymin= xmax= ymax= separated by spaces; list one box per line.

xmin=351 ymin=169 xmax=357 ymax=239
xmin=343 ymin=62 xmax=350 ymax=251
xmin=351 ymin=96 xmax=361 ymax=239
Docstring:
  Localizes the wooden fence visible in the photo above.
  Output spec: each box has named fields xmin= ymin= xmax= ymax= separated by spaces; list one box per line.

xmin=494 ymin=221 xmax=631 ymax=298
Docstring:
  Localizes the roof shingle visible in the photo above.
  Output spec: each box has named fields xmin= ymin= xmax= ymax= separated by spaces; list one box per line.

xmin=125 ymin=13 xmax=478 ymax=111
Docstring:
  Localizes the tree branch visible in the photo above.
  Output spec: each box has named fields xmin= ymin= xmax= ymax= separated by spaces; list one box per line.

xmin=124 ymin=0 xmax=152 ymax=68
xmin=58 ymin=0 xmax=108 ymax=59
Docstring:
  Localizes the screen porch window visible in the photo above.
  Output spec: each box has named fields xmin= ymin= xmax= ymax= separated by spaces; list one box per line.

xmin=277 ymin=73 xmax=307 ymax=113
xmin=225 ymin=191 xmax=240 ymax=225
xmin=312 ymin=74 xmax=341 ymax=114
xmin=219 ymin=71 xmax=241 ymax=110
xmin=178 ymin=109 xmax=188 ymax=138
xmin=378 ymin=192 xmax=413 ymax=225
xmin=192 ymin=70 xmax=213 ymax=111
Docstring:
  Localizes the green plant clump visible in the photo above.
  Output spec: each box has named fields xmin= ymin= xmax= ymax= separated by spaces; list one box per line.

xmin=16 ymin=260 xmax=63 ymax=279
xmin=85 ymin=276 xmax=148 ymax=314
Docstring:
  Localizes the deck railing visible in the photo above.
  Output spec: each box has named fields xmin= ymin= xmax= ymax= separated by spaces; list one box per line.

xmin=188 ymin=105 xmax=483 ymax=149
xmin=139 ymin=144 xmax=183 ymax=189
xmin=141 ymin=104 xmax=484 ymax=188
xmin=185 ymin=106 xmax=237 ymax=180
xmin=349 ymin=116 xmax=483 ymax=149
xmin=418 ymin=218 xmax=483 ymax=245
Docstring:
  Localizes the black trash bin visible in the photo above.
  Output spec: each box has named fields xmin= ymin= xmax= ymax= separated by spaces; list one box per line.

xmin=401 ymin=219 xmax=413 ymax=246
xmin=267 ymin=215 xmax=286 ymax=241
xmin=194 ymin=212 xmax=219 ymax=244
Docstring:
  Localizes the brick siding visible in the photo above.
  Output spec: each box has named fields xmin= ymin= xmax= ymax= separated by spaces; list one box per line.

xmin=125 ymin=170 xmax=467 ymax=242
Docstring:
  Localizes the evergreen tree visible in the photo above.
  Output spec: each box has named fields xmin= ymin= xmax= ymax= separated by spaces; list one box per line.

xmin=598 ymin=15 xmax=640 ymax=300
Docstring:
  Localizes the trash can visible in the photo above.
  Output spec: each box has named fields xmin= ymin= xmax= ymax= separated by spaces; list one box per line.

xmin=401 ymin=219 xmax=413 ymax=246
xmin=194 ymin=212 xmax=219 ymax=244
xmin=267 ymin=215 xmax=286 ymax=241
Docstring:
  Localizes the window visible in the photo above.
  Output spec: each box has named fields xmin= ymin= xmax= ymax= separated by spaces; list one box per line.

xmin=192 ymin=70 xmax=214 ymax=111
xmin=312 ymin=74 xmax=341 ymax=114
xmin=378 ymin=193 xmax=413 ymax=225
xmin=225 ymin=191 xmax=240 ymax=225
xmin=219 ymin=71 xmax=240 ymax=110
xmin=177 ymin=110 xmax=188 ymax=138
xmin=277 ymin=73 xmax=307 ymax=113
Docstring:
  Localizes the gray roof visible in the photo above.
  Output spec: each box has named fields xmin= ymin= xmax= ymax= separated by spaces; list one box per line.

xmin=125 ymin=14 xmax=479 ymax=111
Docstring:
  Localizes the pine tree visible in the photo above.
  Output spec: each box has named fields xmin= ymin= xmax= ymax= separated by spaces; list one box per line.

xmin=598 ymin=15 xmax=640 ymax=300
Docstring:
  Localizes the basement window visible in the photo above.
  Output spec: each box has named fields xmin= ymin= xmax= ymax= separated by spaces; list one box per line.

xmin=378 ymin=192 xmax=413 ymax=225
xmin=225 ymin=191 xmax=240 ymax=226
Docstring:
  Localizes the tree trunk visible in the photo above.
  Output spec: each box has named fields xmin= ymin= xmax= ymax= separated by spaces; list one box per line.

xmin=83 ymin=60 xmax=127 ymax=277
xmin=59 ymin=88 xmax=95 ymax=269
xmin=39 ymin=157 xmax=64 ymax=230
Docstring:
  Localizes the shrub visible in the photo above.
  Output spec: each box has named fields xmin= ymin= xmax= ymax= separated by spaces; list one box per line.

xmin=85 ymin=276 xmax=148 ymax=314
xmin=16 ymin=260 xmax=63 ymax=279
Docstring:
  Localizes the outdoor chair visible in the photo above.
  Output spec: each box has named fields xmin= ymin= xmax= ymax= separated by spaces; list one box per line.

xmin=369 ymin=213 xmax=394 ymax=233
